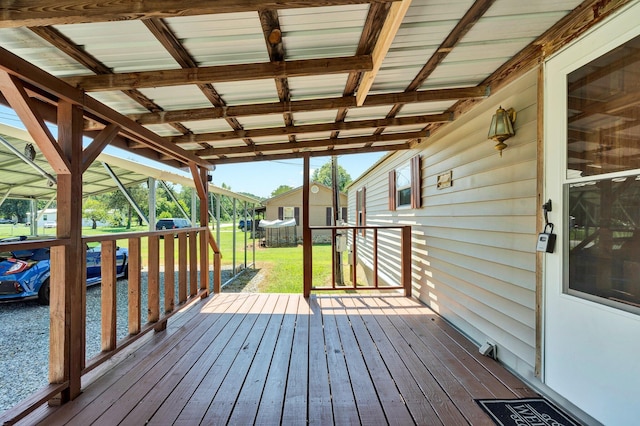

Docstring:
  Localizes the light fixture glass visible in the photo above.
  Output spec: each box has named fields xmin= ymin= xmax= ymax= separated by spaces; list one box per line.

xmin=487 ymin=106 xmax=516 ymax=156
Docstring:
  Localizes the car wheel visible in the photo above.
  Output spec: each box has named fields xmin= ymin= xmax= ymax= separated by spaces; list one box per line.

xmin=38 ymin=279 xmax=50 ymax=305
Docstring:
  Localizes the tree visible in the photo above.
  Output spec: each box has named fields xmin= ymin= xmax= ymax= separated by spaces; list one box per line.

xmin=311 ymin=161 xmax=352 ymax=192
xmin=271 ymin=185 xmax=293 ymax=197
xmin=0 ymin=199 xmax=30 ymax=222
xmin=82 ymin=197 xmax=108 ymax=229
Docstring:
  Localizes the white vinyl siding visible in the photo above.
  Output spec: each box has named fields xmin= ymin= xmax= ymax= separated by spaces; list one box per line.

xmin=348 ymin=69 xmax=539 ymax=379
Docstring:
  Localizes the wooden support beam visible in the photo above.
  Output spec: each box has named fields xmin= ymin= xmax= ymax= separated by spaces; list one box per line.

xmin=0 ymin=45 xmax=209 ymax=167
xmin=0 ymin=0 xmax=395 ymax=27
xmin=189 ymin=163 xmax=208 ymax=201
xmin=197 ymin=131 xmax=426 ymax=158
xmin=356 ymin=0 xmax=412 ymax=106
xmin=52 ymin=101 xmax=84 ymax=402
xmin=0 ymin=71 xmax=71 ymax=174
xmin=199 ymin=167 xmax=209 ymax=294
xmin=170 ymin=113 xmax=449 ymax=145
xmin=209 ymin=142 xmax=411 ymax=165
xmin=131 ymin=86 xmax=487 ymax=124
xmin=303 ymin=154 xmax=312 ymax=298
xmin=81 ymin=123 xmax=120 ymax=173
xmin=63 ymin=55 xmax=373 ymax=91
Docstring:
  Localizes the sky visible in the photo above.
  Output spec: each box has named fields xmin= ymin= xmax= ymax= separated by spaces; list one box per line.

xmin=0 ymin=105 xmax=386 ymax=199
xmin=212 ymin=153 xmax=385 ymax=199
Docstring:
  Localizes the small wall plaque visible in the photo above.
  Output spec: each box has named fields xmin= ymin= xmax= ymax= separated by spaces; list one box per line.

xmin=437 ymin=170 xmax=453 ymax=189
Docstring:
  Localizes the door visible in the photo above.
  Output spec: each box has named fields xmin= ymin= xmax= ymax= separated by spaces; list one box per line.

xmin=543 ymin=4 xmax=640 ymax=425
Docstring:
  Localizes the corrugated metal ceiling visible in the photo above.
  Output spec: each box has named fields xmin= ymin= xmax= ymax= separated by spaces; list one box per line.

xmin=0 ymin=0 xmax=597 ymax=172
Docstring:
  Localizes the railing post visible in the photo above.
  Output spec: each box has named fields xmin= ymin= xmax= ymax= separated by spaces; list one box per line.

xmin=199 ymin=230 xmax=209 ymax=295
xmin=101 ymin=240 xmax=118 ymax=351
xmin=352 ymin=228 xmax=357 ymax=286
xmin=213 ymin=252 xmax=221 ymax=293
xmin=373 ymin=228 xmax=378 ymax=289
xmin=401 ymin=226 xmax=412 ymax=297
xmin=189 ymin=231 xmax=198 ymax=297
xmin=148 ymin=235 xmax=160 ymax=323
xmin=128 ymin=237 xmax=142 ymax=334
xmin=303 ymin=154 xmax=312 ymax=297
xmin=178 ymin=233 xmax=188 ymax=303
xmin=164 ymin=235 xmax=175 ymax=313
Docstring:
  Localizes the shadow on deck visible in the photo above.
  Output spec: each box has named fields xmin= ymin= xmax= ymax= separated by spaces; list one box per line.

xmin=19 ymin=293 xmax=537 ymax=425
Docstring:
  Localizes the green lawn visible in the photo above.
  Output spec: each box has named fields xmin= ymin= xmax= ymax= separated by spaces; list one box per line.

xmin=1 ymin=223 xmax=332 ymax=293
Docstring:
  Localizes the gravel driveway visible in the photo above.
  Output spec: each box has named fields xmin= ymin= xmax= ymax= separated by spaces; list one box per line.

xmin=0 ymin=268 xmax=250 ymax=414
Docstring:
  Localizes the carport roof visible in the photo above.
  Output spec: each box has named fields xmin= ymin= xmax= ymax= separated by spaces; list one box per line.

xmin=0 ymin=123 xmax=260 ymax=204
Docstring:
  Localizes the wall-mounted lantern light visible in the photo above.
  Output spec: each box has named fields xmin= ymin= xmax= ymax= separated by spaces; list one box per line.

xmin=487 ymin=106 xmax=516 ymax=157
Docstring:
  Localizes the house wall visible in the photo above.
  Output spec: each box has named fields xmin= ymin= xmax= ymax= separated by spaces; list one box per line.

xmin=348 ymin=69 xmax=539 ymax=380
xmin=265 ymin=185 xmax=347 ymax=242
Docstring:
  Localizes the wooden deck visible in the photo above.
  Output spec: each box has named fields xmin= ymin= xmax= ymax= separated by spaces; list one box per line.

xmin=20 ymin=293 xmax=538 ymax=425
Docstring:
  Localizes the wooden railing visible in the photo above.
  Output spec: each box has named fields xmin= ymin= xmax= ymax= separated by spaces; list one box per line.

xmin=82 ymin=227 xmax=219 ymax=373
xmin=308 ymin=225 xmax=412 ymax=297
xmin=0 ymin=227 xmax=220 ymax=425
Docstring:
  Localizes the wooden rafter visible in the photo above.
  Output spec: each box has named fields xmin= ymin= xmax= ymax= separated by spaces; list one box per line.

xmin=82 ymin=124 xmax=120 ymax=173
xmin=169 ymin=113 xmax=450 ymax=145
xmin=130 ymin=85 xmax=487 ymax=125
xmin=143 ymin=18 xmax=248 ymax=147
xmin=356 ymin=0 xmax=412 ymax=106
xmin=0 ymin=71 xmax=71 ymax=174
xmin=62 ymin=55 xmax=373 ymax=92
xmin=0 ymin=0 xmax=396 ymax=28
xmin=0 ymin=44 xmax=209 ymax=167
xmin=196 ymin=130 xmax=427 ymax=157
xmin=375 ymin=0 xmax=495 ymax=134
xmin=259 ymin=9 xmax=296 ymax=143
xmin=209 ymin=143 xmax=408 ymax=165
xmin=332 ymin=2 xmax=391 ymax=141
xmin=188 ymin=163 xmax=208 ymax=201
xmin=447 ymin=0 xmax=633 ymax=131
xmin=407 ymin=0 xmax=496 ymax=93
xmin=28 ymin=25 xmax=191 ymax=137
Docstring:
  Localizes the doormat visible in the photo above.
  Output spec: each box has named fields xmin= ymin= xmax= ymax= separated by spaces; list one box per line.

xmin=475 ymin=398 xmax=581 ymax=426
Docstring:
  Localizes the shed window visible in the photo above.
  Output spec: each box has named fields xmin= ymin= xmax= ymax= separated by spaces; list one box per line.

xmin=389 ymin=155 xmax=421 ymax=211
xmin=278 ymin=206 xmax=299 ymax=225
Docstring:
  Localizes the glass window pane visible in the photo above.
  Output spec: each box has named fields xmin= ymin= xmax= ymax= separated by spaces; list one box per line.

xmin=567 ymin=34 xmax=640 ymax=179
xmin=396 ymin=165 xmax=411 ymax=188
xmin=397 ymin=188 xmax=411 ymax=207
xmin=283 ymin=207 xmax=294 ymax=220
xmin=568 ymin=176 xmax=640 ymax=311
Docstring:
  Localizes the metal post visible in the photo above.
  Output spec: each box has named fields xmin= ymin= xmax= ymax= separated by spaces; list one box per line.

xmin=243 ymin=201 xmax=248 ymax=269
xmin=216 ymin=194 xmax=221 ymax=246
xmin=232 ymin=197 xmax=237 ymax=275
xmin=148 ymin=177 xmax=156 ymax=232
xmin=252 ymin=203 xmax=256 ymax=268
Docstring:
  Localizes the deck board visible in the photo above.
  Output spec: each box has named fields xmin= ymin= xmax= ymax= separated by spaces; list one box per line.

xmin=20 ymin=293 xmax=538 ymax=426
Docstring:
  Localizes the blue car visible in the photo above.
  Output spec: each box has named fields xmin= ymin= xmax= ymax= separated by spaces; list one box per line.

xmin=0 ymin=241 xmax=128 ymax=305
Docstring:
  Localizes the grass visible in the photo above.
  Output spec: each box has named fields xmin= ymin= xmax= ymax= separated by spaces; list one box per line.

xmin=1 ymin=223 xmax=333 ymax=293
